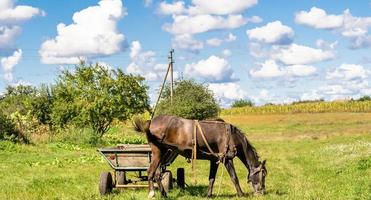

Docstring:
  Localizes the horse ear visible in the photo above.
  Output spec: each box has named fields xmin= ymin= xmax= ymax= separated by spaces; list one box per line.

xmin=262 ymin=160 xmax=266 ymax=166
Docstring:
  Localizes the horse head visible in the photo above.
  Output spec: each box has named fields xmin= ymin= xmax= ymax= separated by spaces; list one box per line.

xmin=249 ymin=160 xmax=267 ymax=195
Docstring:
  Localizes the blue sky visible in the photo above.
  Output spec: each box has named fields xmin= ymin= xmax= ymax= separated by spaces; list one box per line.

xmin=0 ymin=0 xmax=370 ymax=106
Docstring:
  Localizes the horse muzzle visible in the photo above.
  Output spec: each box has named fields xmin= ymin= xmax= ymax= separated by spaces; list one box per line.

xmin=254 ymin=189 xmax=265 ymax=196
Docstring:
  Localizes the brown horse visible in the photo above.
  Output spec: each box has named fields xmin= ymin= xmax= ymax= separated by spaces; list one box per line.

xmin=134 ymin=115 xmax=267 ymax=198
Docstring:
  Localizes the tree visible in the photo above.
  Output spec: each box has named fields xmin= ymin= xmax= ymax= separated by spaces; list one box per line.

xmin=30 ymin=85 xmax=54 ymax=129
xmin=358 ymin=96 xmax=371 ymax=101
xmin=231 ymin=99 xmax=254 ymax=108
xmin=51 ymin=63 xmax=150 ymax=142
xmin=156 ymin=79 xmax=219 ymax=120
xmin=0 ymin=85 xmax=37 ymax=116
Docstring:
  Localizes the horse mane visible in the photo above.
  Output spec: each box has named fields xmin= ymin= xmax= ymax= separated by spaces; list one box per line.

xmin=234 ymin=126 xmax=260 ymax=161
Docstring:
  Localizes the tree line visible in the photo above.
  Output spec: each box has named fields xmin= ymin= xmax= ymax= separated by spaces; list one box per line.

xmin=0 ymin=62 xmax=221 ymax=144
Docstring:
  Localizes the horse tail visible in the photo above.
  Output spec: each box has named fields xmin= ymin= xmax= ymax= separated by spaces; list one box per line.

xmin=133 ymin=118 xmax=151 ymax=134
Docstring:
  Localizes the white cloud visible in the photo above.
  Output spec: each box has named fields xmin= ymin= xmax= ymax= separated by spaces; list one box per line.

xmin=130 ymin=41 xmax=141 ymax=59
xmin=249 ymin=60 xmax=285 ymax=78
xmin=206 ymin=33 xmax=237 ymax=47
xmin=296 ymin=7 xmax=371 ymax=49
xmin=222 ymin=49 xmax=232 ymax=57
xmin=342 ymin=10 xmax=371 ymax=38
xmin=158 ymin=0 xmax=257 ymax=16
xmin=0 ymin=25 xmax=20 ymax=48
xmin=157 ymin=1 xmax=186 ymax=15
xmin=315 ymin=39 xmax=338 ymax=50
xmin=172 ymin=34 xmax=204 ymax=51
xmin=1 ymin=49 xmax=22 ymax=82
xmin=39 ymin=0 xmax=126 ymax=64
xmin=271 ymin=43 xmax=335 ymax=65
xmin=226 ymin=33 xmax=237 ymax=42
xmin=0 ymin=0 xmax=44 ymax=24
xmin=248 ymin=42 xmax=269 ymax=58
xmin=285 ymin=65 xmax=316 ymax=77
xmin=341 ymin=10 xmax=371 ymax=36
xmin=164 ymin=14 xmax=247 ymax=35
xmin=208 ymin=82 xmax=247 ymax=107
xmin=188 ymin=0 xmax=257 ymax=15
xmin=247 ymin=21 xmax=294 ymax=44
xmin=206 ymin=38 xmax=223 ymax=47
xmin=159 ymin=0 xmax=259 ymax=51
xmin=326 ymin=64 xmax=369 ymax=81
xmin=301 ymin=90 xmax=323 ymax=101
xmin=302 ymin=63 xmax=370 ymax=101
xmin=252 ymin=89 xmax=297 ymax=105
xmin=0 ymin=0 xmax=43 ymax=50
xmin=295 ymin=7 xmax=343 ymax=29
xmin=185 ymin=55 xmax=236 ymax=82
xmin=246 ymin=15 xmax=263 ymax=23
xmin=250 ymin=60 xmax=316 ymax=78
xmin=341 ymin=10 xmax=371 ymax=48
xmin=126 ymin=41 xmax=172 ymax=82
xmin=302 ymin=84 xmax=365 ymax=101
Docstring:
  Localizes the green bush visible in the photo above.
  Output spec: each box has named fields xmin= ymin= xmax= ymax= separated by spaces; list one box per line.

xmin=0 ymin=85 xmax=45 ymax=137
xmin=231 ymin=99 xmax=254 ymax=108
xmin=0 ymin=112 xmax=28 ymax=143
xmin=156 ymin=79 xmax=219 ymax=120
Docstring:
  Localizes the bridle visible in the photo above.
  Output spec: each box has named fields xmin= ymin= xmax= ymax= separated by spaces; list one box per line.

xmin=248 ymin=167 xmax=266 ymax=184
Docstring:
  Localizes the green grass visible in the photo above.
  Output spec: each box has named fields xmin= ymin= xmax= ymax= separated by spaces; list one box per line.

xmin=0 ymin=113 xmax=370 ymax=199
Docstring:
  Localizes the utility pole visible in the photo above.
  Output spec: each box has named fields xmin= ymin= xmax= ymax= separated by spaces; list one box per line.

xmin=169 ymin=49 xmax=174 ymax=104
xmin=151 ymin=49 xmax=175 ymax=119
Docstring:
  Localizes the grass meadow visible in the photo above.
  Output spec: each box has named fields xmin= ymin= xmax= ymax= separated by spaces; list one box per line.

xmin=0 ymin=113 xmax=370 ymax=199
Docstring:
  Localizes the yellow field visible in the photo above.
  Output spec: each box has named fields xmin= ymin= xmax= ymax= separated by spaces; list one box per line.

xmin=222 ymin=101 xmax=371 ymax=115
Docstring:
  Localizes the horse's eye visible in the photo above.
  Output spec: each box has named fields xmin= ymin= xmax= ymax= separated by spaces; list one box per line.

xmin=251 ymin=175 xmax=259 ymax=184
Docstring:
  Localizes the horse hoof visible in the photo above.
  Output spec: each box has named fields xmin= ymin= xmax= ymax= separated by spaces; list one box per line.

xmin=148 ymin=190 xmax=155 ymax=198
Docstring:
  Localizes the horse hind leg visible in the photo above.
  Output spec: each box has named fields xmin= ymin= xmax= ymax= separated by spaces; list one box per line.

xmin=207 ymin=161 xmax=219 ymax=197
xmin=224 ymin=159 xmax=244 ymax=197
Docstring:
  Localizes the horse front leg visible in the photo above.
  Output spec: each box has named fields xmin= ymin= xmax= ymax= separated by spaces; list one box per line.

xmin=147 ymin=145 xmax=162 ymax=198
xmin=154 ymin=167 xmax=167 ymax=197
xmin=207 ymin=161 xmax=219 ymax=197
xmin=224 ymin=159 xmax=243 ymax=197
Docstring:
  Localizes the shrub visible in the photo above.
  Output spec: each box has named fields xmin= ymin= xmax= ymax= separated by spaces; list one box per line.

xmin=156 ymin=79 xmax=219 ymax=120
xmin=231 ymin=99 xmax=254 ymax=108
xmin=0 ymin=112 xmax=28 ymax=143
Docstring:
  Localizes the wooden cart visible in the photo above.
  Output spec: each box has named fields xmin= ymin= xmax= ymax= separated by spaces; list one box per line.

xmin=97 ymin=144 xmax=184 ymax=195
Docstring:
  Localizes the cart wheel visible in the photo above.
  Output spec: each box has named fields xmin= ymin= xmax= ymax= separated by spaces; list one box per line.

xmin=99 ymin=172 xmax=113 ymax=195
xmin=177 ymin=168 xmax=185 ymax=189
xmin=161 ymin=170 xmax=173 ymax=193
xmin=116 ymin=171 xmax=126 ymax=185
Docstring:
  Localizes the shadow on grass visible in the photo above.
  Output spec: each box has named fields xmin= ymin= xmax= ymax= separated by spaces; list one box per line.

xmin=166 ymin=185 xmax=275 ymax=199
xmin=166 ymin=185 xmax=207 ymax=200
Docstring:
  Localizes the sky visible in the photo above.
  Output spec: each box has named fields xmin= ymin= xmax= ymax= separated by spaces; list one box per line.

xmin=0 ymin=0 xmax=371 ymax=107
